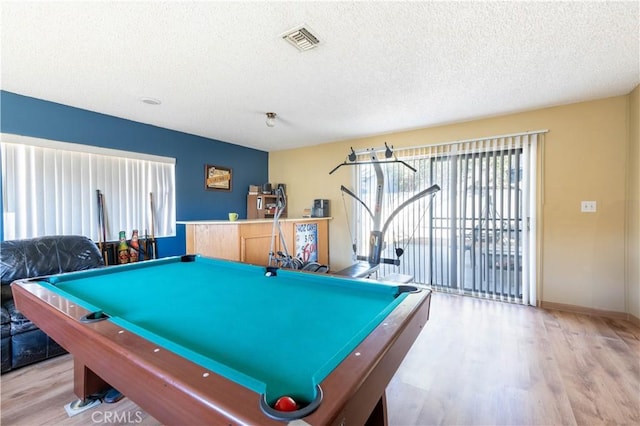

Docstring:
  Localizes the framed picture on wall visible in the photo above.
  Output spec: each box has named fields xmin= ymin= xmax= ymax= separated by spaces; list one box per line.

xmin=205 ymin=164 xmax=232 ymax=191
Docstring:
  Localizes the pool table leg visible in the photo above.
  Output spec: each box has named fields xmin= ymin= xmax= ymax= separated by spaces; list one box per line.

xmin=74 ymin=360 xmax=110 ymax=400
xmin=365 ymin=391 xmax=388 ymax=426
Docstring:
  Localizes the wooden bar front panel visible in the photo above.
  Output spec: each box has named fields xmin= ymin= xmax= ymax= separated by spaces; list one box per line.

xmin=183 ymin=218 xmax=330 ymax=267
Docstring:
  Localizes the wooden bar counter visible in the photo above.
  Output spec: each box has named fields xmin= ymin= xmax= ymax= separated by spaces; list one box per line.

xmin=179 ymin=217 xmax=330 ymax=267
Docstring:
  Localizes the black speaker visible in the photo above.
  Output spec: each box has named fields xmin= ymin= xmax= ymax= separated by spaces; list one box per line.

xmin=312 ymin=199 xmax=330 ymax=217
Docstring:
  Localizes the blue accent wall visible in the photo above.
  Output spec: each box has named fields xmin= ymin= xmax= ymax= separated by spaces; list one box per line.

xmin=0 ymin=91 xmax=269 ymax=256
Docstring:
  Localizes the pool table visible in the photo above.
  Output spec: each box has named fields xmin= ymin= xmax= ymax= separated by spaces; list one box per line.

xmin=11 ymin=255 xmax=431 ymax=425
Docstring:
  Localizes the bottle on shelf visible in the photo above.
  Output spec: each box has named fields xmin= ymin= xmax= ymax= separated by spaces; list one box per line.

xmin=129 ymin=229 xmax=140 ymax=262
xmin=117 ymin=231 xmax=130 ymax=264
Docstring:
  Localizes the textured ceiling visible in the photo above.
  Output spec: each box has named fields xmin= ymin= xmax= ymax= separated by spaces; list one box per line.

xmin=1 ymin=1 xmax=638 ymax=152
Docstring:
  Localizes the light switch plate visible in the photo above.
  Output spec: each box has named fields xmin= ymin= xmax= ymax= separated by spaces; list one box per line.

xmin=581 ymin=201 xmax=597 ymax=213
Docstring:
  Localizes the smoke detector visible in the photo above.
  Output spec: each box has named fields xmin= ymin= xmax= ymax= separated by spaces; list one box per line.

xmin=281 ymin=25 xmax=320 ymax=51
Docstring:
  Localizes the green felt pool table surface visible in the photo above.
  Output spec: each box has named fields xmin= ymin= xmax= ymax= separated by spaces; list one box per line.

xmin=42 ymin=255 xmax=408 ymax=404
xmin=12 ymin=254 xmax=432 ymax=424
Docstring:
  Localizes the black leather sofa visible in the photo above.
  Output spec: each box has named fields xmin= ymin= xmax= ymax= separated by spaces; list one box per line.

xmin=1 ymin=235 xmax=104 ymax=373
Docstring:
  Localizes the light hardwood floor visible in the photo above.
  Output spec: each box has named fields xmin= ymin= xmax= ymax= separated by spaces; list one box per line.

xmin=1 ymin=292 xmax=639 ymax=425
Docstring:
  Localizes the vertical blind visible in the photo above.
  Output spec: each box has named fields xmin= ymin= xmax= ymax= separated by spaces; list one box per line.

xmin=1 ymin=134 xmax=176 ymax=242
xmin=352 ymin=131 xmax=543 ymax=305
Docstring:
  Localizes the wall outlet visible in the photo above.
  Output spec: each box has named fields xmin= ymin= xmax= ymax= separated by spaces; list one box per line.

xmin=581 ymin=201 xmax=597 ymax=213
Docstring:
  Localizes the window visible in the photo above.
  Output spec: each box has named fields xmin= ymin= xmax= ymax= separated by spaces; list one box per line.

xmin=1 ymin=134 xmax=176 ymax=243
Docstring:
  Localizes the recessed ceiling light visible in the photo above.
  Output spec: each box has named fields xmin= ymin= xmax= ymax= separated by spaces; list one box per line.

xmin=140 ymin=97 xmax=161 ymax=105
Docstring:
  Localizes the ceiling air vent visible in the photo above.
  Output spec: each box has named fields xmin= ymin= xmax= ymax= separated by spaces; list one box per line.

xmin=281 ymin=25 xmax=320 ymax=51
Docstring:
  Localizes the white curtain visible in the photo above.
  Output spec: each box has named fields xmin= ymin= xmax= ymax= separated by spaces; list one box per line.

xmin=352 ymin=131 xmax=543 ymax=305
xmin=1 ymin=134 xmax=176 ymax=243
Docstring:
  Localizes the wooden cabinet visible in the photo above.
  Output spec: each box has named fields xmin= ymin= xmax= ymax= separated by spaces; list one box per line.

xmin=182 ymin=218 xmax=330 ymax=267
xmin=247 ymin=194 xmax=287 ymax=219
xmin=239 ymin=221 xmax=283 ymax=265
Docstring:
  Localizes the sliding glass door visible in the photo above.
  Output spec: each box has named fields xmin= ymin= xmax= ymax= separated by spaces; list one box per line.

xmin=351 ymin=133 xmax=540 ymax=304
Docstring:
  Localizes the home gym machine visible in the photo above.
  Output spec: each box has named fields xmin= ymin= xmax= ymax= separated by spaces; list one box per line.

xmin=267 ymin=187 xmax=329 ymax=273
xmin=330 ymin=143 xmax=440 ymax=280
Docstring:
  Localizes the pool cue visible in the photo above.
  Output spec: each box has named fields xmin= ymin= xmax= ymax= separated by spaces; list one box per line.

xmin=143 ymin=229 xmax=150 ymax=261
xmin=99 ymin=190 xmax=110 ymax=265
xmin=149 ymin=192 xmax=157 ymax=259
xmin=96 ymin=190 xmax=105 ymax=264
xmin=138 ymin=228 xmax=148 ymax=260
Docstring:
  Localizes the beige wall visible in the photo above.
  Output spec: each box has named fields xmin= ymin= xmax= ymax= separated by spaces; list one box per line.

xmin=270 ymin=94 xmax=633 ymax=313
xmin=627 ymin=85 xmax=640 ymax=319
